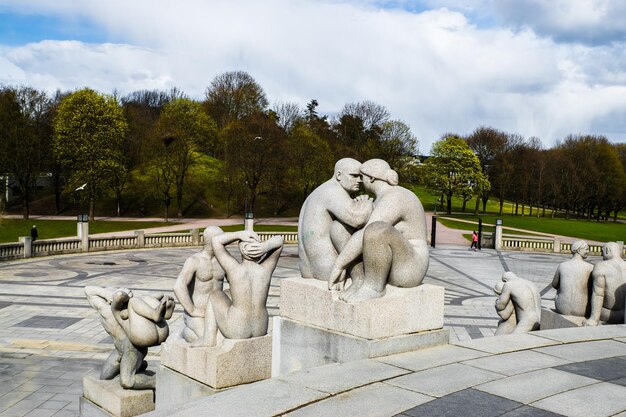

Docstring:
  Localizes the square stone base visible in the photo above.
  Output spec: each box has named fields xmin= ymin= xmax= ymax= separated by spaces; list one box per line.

xmin=280 ymin=278 xmax=444 ymax=339
xmin=540 ymin=308 xmax=586 ymax=330
xmin=160 ymin=334 xmax=272 ymax=389
xmin=81 ymin=376 xmax=154 ymax=417
xmin=155 ymin=365 xmax=219 ymax=411
xmin=271 ymin=316 xmax=449 ymax=377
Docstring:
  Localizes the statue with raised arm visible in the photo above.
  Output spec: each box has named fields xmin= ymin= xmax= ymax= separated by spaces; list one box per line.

xmin=193 ymin=231 xmax=283 ymax=347
xmin=552 ymin=240 xmax=593 ymax=317
xmin=85 ymin=286 xmax=174 ymax=389
xmin=298 ymin=158 xmax=373 ymax=286
xmin=328 ymin=159 xmax=429 ymax=302
xmin=584 ymin=242 xmax=626 ymax=326
xmin=173 ymin=226 xmax=225 ymax=344
xmin=494 ymin=272 xmax=541 ymax=334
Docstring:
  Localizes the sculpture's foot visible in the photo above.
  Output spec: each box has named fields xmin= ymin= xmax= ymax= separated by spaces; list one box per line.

xmin=343 ymin=285 xmax=385 ymax=303
xmin=583 ymin=319 xmax=598 ymax=327
xmin=190 ymin=336 xmax=217 ymax=348
xmin=339 ymin=280 xmax=362 ymax=302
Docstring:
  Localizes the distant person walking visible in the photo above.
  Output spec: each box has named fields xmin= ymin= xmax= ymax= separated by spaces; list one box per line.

xmin=30 ymin=225 xmax=38 ymax=241
xmin=470 ymin=231 xmax=478 ymax=251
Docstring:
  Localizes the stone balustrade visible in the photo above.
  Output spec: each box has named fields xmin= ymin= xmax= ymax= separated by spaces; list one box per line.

xmin=0 ymin=229 xmax=300 ymax=261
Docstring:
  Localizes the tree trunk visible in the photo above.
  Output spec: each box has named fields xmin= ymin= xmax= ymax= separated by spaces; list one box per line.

xmin=177 ymin=189 xmax=183 ymax=218
xmin=446 ymin=193 xmax=452 ymax=214
xmin=515 ymin=202 xmax=519 ymax=215
xmin=499 ymin=198 xmax=504 ymax=216
xmin=462 ymin=199 xmax=467 ymax=212
xmin=474 ymin=196 xmax=480 ymax=214
xmin=529 ymin=204 xmax=533 ymax=216
xmin=89 ymin=200 xmax=95 ymax=220
xmin=164 ymin=199 xmax=170 ymax=222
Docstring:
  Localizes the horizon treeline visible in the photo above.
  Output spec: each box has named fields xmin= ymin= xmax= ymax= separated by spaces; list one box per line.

xmin=0 ymin=71 xmax=625 ymax=221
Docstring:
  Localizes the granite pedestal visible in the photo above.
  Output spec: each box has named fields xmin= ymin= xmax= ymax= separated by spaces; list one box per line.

xmin=273 ymin=278 xmax=448 ymax=376
xmin=80 ymin=376 xmax=154 ymax=417
xmin=540 ymin=308 xmax=586 ymax=330
xmin=160 ymin=334 xmax=272 ymax=389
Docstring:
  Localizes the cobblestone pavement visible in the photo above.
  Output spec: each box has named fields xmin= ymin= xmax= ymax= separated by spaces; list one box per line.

xmin=0 ymin=245 xmax=598 ymax=416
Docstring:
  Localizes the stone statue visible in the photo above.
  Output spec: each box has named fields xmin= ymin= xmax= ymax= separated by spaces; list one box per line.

xmin=328 ymin=159 xmax=429 ymax=302
xmin=494 ymin=272 xmax=541 ymax=334
xmin=85 ymin=286 xmax=174 ymax=389
xmin=193 ymin=231 xmax=284 ymax=346
xmin=493 ymin=281 xmax=517 ymax=335
xmin=584 ymin=242 xmax=626 ymax=326
xmin=552 ymin=240 xmax=593 ymax=317
xmin=173 ymin=226 xmax=225 ymax=344
xmin=298 ymin=158 xmax=373 ymax=285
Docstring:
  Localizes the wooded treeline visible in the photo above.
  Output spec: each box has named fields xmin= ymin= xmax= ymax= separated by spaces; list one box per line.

xmin=425 ymin=127 xmax=626 ymax=221
xmin=1 ymin=73 xmax=625 ymax=222
xmin=0 ymin=71 xmax=418 ymax=219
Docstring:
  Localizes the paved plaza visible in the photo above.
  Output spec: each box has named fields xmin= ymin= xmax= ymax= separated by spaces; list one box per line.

xmin=0 ymin=244 xmax=624 ymax=416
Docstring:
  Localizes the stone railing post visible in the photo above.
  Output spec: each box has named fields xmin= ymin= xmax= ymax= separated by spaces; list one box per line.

xmin=19 ymin=236 xmax=32 ymax=258
xmin=618 ymin=241 xmax=624 ymax=259
xmin=494 ymin=220 xmax=503 ymax=251
xmin=135 ymin=230 xmax=145 ymax=248
xmin=191 ymin=229 xmax=200 ymax=246
xmin=553 ymin=237 xmax=561 ymax=253
xmin=80 ymin=222 xmax=89 ymax=252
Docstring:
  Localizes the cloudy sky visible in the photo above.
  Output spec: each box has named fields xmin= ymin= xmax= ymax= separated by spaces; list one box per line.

xmin=0 ymin=0 xmax=625 ymax=153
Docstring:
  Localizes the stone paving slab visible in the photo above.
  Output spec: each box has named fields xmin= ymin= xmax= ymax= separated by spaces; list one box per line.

xmin=474 ymin=368 xmax=598 ymax=403
xmin=531 ymin=382 xmax=626 ymax=417
xmin=453 ymin=332 xmax=561 ymax=354
xmin=277 ymin=359 xmax=409 ymax=395
xmin=534 ymin=339 xmax=626 ymax=362
xmin=285 ymin=382 xmax=433 ymax=417
xmin=375 ymin=344 xmax=489 ymax=372
xmin=462 ymin=350 xmax=571 ymax=376
xmin=386 ymin=363 xmax=503 ymax=397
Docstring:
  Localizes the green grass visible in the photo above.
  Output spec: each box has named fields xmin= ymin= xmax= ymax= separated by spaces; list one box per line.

xmin=0 ymin=219 xmax=172 ymax=244
xmin=219 ymin=225 xmax=298 ymax=233
xmin=437 ymin=218 xmax=541 ymax=237
xmin=444 ymin=214 xmax=626 ymax=243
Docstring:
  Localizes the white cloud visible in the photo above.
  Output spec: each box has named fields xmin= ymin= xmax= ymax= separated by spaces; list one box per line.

xmin=0 ymin=0 xmax=625 ymax=153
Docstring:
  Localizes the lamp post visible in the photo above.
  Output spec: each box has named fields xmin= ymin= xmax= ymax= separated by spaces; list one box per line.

xmin=244 ymin=137 xmax=263 ymax=231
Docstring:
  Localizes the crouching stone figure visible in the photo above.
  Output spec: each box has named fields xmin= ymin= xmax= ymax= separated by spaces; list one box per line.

xmin=494 ymin=272 xmax=541 ymax=334
xmin=85 ymin=286 xmax=174 ymax=389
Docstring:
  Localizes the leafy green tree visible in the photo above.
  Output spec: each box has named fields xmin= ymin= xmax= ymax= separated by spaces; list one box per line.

xmin=149 ymin=98 xmax=217 ymax=218
xmin=423 ymin=135 xmax=490 ymax=214
xmin=0 ymin=86 xmax=54 ymax=219
xmin=53 ymin=88 xmax=127 ymax=219
xmin=204 ymin=71 xmax=268 ymax=131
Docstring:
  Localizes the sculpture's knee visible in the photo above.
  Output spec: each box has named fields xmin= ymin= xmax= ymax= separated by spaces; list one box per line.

xmin=364 ymin=221 xmax=392 ymax=243
xmin=120 ymin=373 xmax=135 ymax=389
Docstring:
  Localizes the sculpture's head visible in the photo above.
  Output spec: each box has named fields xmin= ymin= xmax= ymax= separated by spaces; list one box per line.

xmin=602 ymin=242 xmax=620 ymax=261
xmin=203 ymin=226 xmax=223 ymax=249
xmin=501 ymin=271 xmax=517 ymax=282
xmin=334 ymin=158 xmax=363 ymax=193
xmin=239 ymin=241 xmax=263 ymax=262
xmin=571 ymin=240 xmax=589 ymax=258
xmin=360 ymin=159 xmax=398 ymax=193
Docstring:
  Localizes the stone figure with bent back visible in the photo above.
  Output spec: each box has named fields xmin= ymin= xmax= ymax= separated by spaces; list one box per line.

xmin=193 ymin=230 xmax=284 ymax=346
xmin=298 ymin=158 xmax=373 ymax=284
xmin=328 ymin=159 xmax=429 ymax=302
xmin=552 ymin=240 xmax=593 ymax=317
xmin=173 ymin=226 xmax=225 ymax=344
xmin=584 ymin=242 xmax=626 ymax=326
xmin=85 ymin=286 xmax=174 ymax=389
xmin=494 ymin=272 xmax=541 ymax=334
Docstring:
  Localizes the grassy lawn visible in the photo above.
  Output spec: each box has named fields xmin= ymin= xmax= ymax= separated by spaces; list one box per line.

xmin=220 ymin=225 xmax=297 ymax=233
xmin=437 ymin=218 xmax=541 ymax=237
xmin=444 ymin=214 xmax=626 ymax=243
xmin=0 ymin=219 xmax=172 ymax=244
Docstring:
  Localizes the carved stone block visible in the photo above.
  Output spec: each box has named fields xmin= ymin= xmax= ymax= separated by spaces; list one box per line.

xmin=81 ymin=376 xmax=154 ymax=417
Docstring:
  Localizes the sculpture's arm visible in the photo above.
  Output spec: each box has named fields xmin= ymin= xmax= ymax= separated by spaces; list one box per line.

xmin=584 ymin=274 xmax=605 ymax=325
xmin=85 ymin=286 xmax=114 ymax=311
xmin=173 ymin=258 xmax=201 ymax=317
xmin=551 ymin=268 xmax=560 ymax=290
xmin=212 ymin=231 xmax=258 ymax=276
xmin=260 ymin=236 xmax=284 ymax=272
xmin=327 ymin=197 xmax=373 ymax=229
xmin=495 ymin=287 xmax=512 ymax=311
xmin=111 ymin=290 xmax=131 ymax=335
xmin=328 ymin=228 xmax=365 ymax=286
xmin=497 ymin=300 xmax=514 ymax=320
